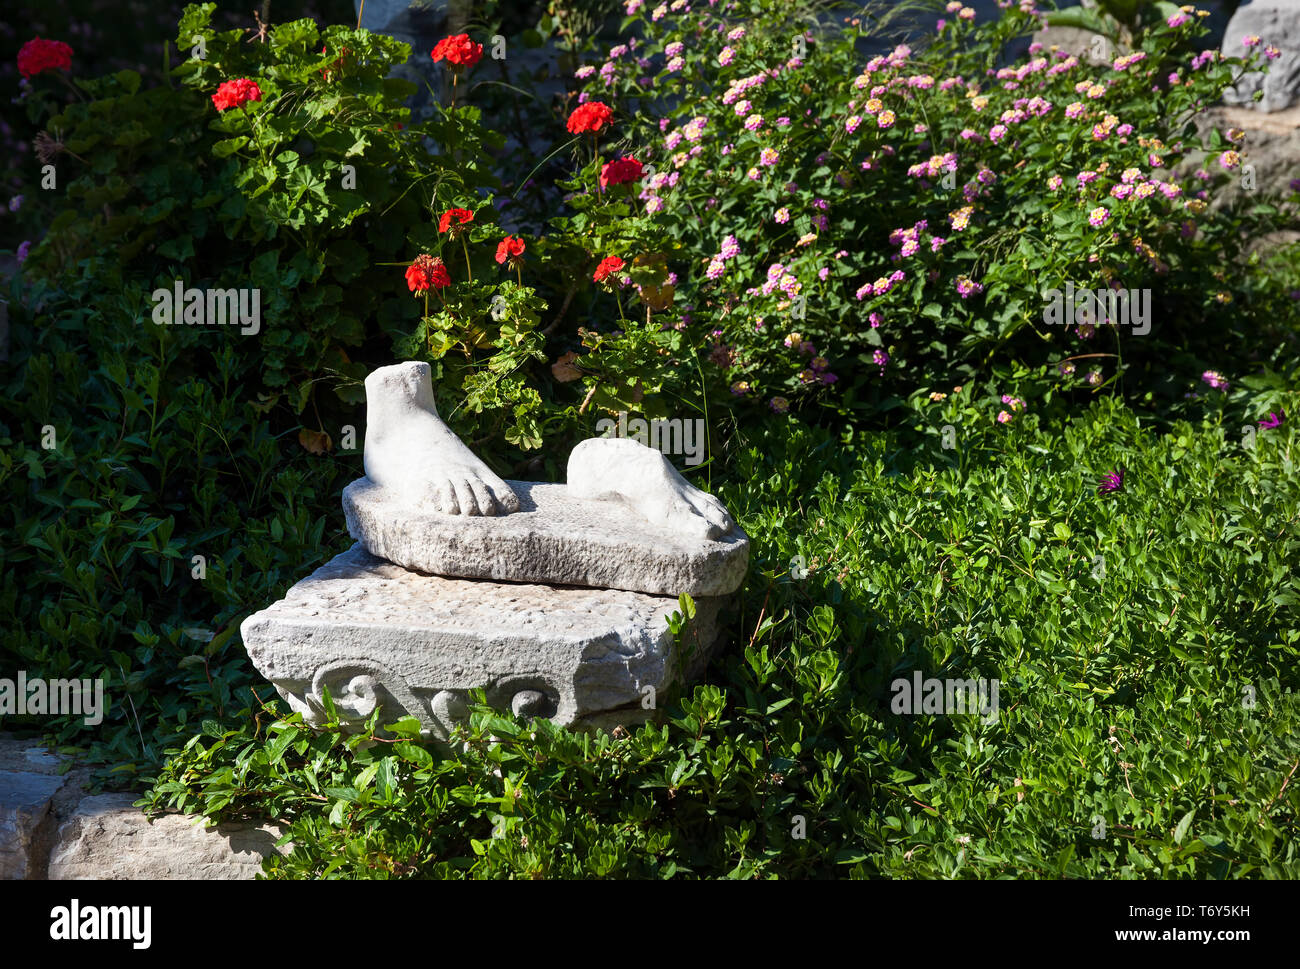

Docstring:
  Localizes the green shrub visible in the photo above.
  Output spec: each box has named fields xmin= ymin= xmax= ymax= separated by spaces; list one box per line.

xmin=1 ymin=4 xmax=445 ymax=766
xmin=555 ymin=0 xmax=1300 ymax=419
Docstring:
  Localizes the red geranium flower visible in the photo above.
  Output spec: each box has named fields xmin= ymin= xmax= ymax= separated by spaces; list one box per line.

xmin=496 ymin=236 xmax=526 ymax=265
xmin=321 ymin=45 xmax=350 ymax=81
xmin=212 ymin=78 xmax=263 ymax=111
xmin=600 ymin=157 xmax=644 ymax=188
xmin=406 ymin=254 xmax=451 ymax=294
xmin=438 ymin=207 xmax=475 ymax=235
xmin=567 ymin=101 xmax=615 ymax=135
xmin=593 ymin=256 xmax=625 ymax=283
xmin=431 ymin=34 xmax=483 ymax=69
xmin=17 ymin=37 xmax=73 ymax=79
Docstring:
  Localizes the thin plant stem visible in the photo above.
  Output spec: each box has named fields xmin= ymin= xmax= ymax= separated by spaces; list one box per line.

xmin=693 ymin=350 xmax=712 ymax=490
xmin=57 ymin=71 xmax=88 ymax=103
xmin=240 ymin=104 xmax=271 ymax=171
xmin=461 ymin=234 xmax=473 ymax=283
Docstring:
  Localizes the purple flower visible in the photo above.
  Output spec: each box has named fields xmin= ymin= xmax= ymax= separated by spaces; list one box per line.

xmin=1201 ymin=369 xmax=1230 ymax=392
xmin=1097 ymin=468 xmax=1124 ymax=495
xmin=15 ymin=240 xmax=30 ymax=263
xmin=8 ymin=195 xmax=22 ymax=212
xmin=1258 ymin=410 xmax=1286 ymax=430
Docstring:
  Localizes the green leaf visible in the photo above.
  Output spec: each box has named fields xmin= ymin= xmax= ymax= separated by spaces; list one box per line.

xmin=213 ymin=137 xmax=249 ymax=159
xmin=394 ymin=741 xmax=433 ymax=768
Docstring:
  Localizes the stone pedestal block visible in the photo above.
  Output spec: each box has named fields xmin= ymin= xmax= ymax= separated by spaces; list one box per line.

xmin=343 ymin=477 xmax=750 ymax=597
xmin=241 ymin=545 xmax=729 ymax=740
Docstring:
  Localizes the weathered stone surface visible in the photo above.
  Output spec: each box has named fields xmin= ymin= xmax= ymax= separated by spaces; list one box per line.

xmin=344 ymin=477 xmax=749 ymax=597
xmin=47 ymin=794 xmax=287 ymax=880
xmin=1224 ymin=0 xmax=1300 ymax=111
xmin=0 ymin=770 xmax=65 ymax=879
xmin=1177 ymin=102 xmax=1300 ymax=211
xmin=241 ymin=545 xmax=729 ymax=739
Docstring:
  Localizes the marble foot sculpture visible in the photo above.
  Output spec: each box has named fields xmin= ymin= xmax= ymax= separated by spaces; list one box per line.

xmin=243 ymin=360 xmax=749 ymax=740
xmin=364 ymin=361 xmax=519 ymax=516
xmin=568 ymin=437 xmax=735 ymax=541
xmin=364 ymin=362 xmax=732 ymax=537
xmin=345 ymin=362 xmax=749 ymax=594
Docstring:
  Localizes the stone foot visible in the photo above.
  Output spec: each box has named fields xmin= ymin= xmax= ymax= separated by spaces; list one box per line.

xmin=363 ymin=361 xmax=519 ymax=516
xmin=567 ymin=437 xmax=734 ymax=541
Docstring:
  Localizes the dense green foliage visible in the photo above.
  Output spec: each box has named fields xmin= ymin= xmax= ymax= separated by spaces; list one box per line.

xmin=145 ymin=388 xmax=1300 ymax=877
xmin=2 ymin=3 xmax=564 ymax=769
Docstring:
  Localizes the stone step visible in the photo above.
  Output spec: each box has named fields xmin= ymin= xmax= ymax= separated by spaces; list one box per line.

xmin=48 ymin=794 xmax=287 ymax=880
xmin=0 ymin=769 xmax=64 ymax=879
xmin=241 ymin=544 xmax=729 ymax=740
xmin=0 ymin=736 xmax=285 ymax=880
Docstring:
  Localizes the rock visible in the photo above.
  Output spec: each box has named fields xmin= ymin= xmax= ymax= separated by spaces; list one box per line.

xmin=1223 ymin=0 xmax=1300 ymax=111
xmin=1178 ymin=102 xmax=1300 ymax=209
xmin=47 ymin=794 xmax=288 ymax=880
xmin=22 ymin=748 xmax=60 ymax=768
xmin=345 ymin=476 xmax=749 ymax=596
xmin=354 ymin=0 xmax=449 ymax=123
xmin=0 ymin=770 xmax=65 ymax=879
xmin=242 ymin=544 xmax=730 ymax=739
xmin=1030 ymin=24 xmax=1114 ymax=66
